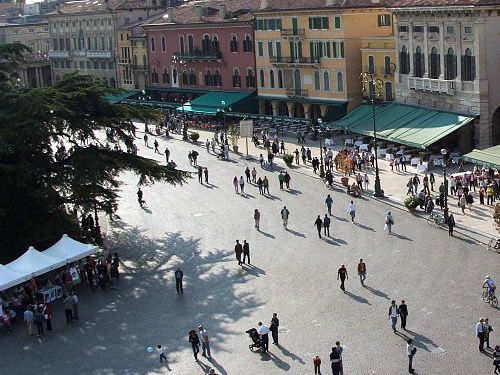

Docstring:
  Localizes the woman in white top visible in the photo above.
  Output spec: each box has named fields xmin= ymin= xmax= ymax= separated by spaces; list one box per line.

xmin=384 ymin=212 xmax=394 ymax=234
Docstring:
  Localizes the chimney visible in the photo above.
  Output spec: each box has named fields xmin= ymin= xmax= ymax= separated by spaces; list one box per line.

xmin=326 ymin=0 xmax=334 ymax=5
xmin=260 ymin=0 xmax=268 ymax=10
xmin=218 ymin=4 xmax=227 ymax=20
xmin=166 ymin=7 xmax=174 ymax=22
xmin=195 ymin=5 xmax=202 ymax=21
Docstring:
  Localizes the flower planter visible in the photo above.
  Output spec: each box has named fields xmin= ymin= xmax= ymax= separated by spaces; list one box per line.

xmin=407 ymin=207 xmax=417 ymax=213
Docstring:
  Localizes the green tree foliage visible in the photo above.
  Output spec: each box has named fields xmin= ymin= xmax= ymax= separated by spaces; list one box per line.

xmin=0 ymin=45 xmax=190 ymax=262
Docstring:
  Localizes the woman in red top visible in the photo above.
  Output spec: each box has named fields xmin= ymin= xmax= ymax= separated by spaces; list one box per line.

xmin=43 ymin=304 xmax=53 ymax=331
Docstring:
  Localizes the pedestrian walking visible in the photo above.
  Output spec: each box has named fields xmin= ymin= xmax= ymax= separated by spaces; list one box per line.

xmin=245 ymin=167 xmax=251 ymax=183
xmin=258 ymin=321 xmax=270 ymax=353
xmin=239 ymin=176 xmax=245 ymax=193
xmin=363 ymin=173 xmax=369 ymax=191
xmin=314 ymin=215 xmax=323 ymax=239
xmin=399 ymin=300 xmax=408 ymax=330
xmin=460 ymin=193 xmax=466 ymax=214
xmin=494 ymin=345 xmax=500 ymax=374
xmin=235 ymin=240 xmax=243 ymax=266
xmin=389 ymin=300 xmax=399 ymax=333
xmin=72 ymin=292 xmax=79 ymax=320
xmin=189 ymin=329 xmax=200 ymax=361
xmin=34 ymin=306 xmax=45 ymax=337
xmin=448 ymin=213 xmax=456 ymax=236
xmin=313 ymin=355 xmax=322 ymax=375
xmin=323 ymin=214 xmax=330 ymax=237
xmin=270 ymin=313 xmax=279 ymax=344
xmin=251 ymin=167 xmax=257 ymax=183
xmin=259 ymin=154 xmax=264 ymax=168
xmin=198 ymin=325 xmax=211 ymax=358
xmin=263 ymin=176 xmax=270 ymax=194
xmin=242 ymin=240 xmax=250 ymax=264
xmin=384 ymin=211 xmax=394 ymax=234
xmin=407 ymin=338 xmax=417 ymax=373
xmin=484 ymin=317 xmax=493 ymax=349
xmin=165 ymin=147 xmax=170 ymax=163
xmin=157 ymin=344 xmax=167 ymax=363
xmin=137 ymin=188 xmax=145 ymax=207
xmin=233 ymin=176 xmax=239 ymax=194
xmin=335 ymin=341 xmax=344 ymax=375
xmin=254 ymin=209 xmax=261 ymax=230
xmin=329 ymin=346 xmax=342 ymax=375
xmin=211 ymin=138 xmax=216 ymax=153
xmin=204 ymin=168 xmax=209 ymax=184
xmin=337 ymin=264 xmax=348 ymax=292
xmin=198 ymin=166 xmax=203 ymax=184
xmin=325 ymin=194 xmax=333 ymax=215
xmin=281 ymin=206 xmax=290 ymax=229
xmin=357 ymin=259 xmax=366 ymax=286
xmin=347 ymin=201 xmax=356 ymax=223
xmin=257 ymin=178 xmax=263 ymax=195
xmin=23 ymin=306 xmax=34 ymax=336
xmin=154 ymin=139 xmax=160 ymax=153
xmin=205 ymin=139 xmax=210 ymax=152
xmin=43 ymin=304 xmax=53 ymax=331
xmin=278 ymin=171 xmax=285 ymax=190
xmin=294 ymin=149 xmax=300 ymax=165
xmin=63 ymin=294 xmax=74 ymax=324
xmin=280 ymin=140 xmax=285 ymax=154
xmin=430 ymin=173 xmax=435 ymax=191
xmin=144 ymin=133 xmax=148 ymax=146
xmin=175 ymin=267 xmax=184 ymax=294
xmin=284 ymin=172 xmax=291 ymax=189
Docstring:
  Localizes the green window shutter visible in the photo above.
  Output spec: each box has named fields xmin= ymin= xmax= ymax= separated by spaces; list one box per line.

xmin=277 ymin=19 xmax=282 ymax=30
xmin=318 ymin=42 xmax=323 ymax=57
xmin=326 ymin=42 xmax=331 ymax=58
xmin=310 ymin=42 xmax=314 ymax=59
xmin=309 ymin=18 xmax=313 ymax=29
xmin=258 ymin=41 xmax=263 ymax=57
xmin=276 ymin=41 xmax=281 ymax=57
xmin=298 ymin=42 xmax=302 ymax=58
xmin=290 ymin=41 xmax=294 ymax=59
xmin=377 ymin=15 xmax=382 ymax=27
xmin=333 ymin=41 xmax=338 ymax=58
xmin=334 ymin=16 xmax=341 ymax=29
xmin=268 ymin=41 xmax=273 ymax=58
xmin=340 ymin=42 xmax=344 ymax=58
xmin=323 ymin=17 xmax=329 ymax=29
xmin=257 ymin=19 xmax=264 ymax=30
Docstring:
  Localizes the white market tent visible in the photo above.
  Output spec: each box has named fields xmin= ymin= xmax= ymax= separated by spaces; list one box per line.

xmin=43 ymin=234 xmax=99 ymax=263
xmin=0 ymin=265 xmax=30 ymax=290
xmin=5 ymin=246 xmax=65 ymax=277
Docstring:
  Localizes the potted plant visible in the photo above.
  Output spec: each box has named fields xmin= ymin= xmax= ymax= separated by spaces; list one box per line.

xmin=336 ymin=153 xmax=352 ymax=186
xmin=404 ymin=195 xmax=420 ymax=212
xmin=189 ymin=132 xmax=200 ymax=142
xmin=283 ymin=153 xmax=294 ymax=167
xmin=228 ymin=125 xmax=240 ymax=153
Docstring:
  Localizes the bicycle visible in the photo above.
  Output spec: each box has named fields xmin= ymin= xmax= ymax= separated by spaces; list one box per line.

xmin=482 ymin=288 xmax=498 ymax=307
xmin=427 ymin=211 xmax=445 ymax=228
xmin=488 ymin=237 xmax=500 ymax=253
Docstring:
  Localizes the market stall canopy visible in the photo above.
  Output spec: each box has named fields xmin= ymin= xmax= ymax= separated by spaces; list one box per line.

xmin=0 ymin=265 xmax=30 ymax=291
xmin=5 ymin=246 xmax=65 ymax=278
xmin=325 ymin=103 xmax=476 ymax=149
xmin=43 ymin=234 xmax=99 ymax=263
xmin=463 ymin=145 xmax=500 ymax=169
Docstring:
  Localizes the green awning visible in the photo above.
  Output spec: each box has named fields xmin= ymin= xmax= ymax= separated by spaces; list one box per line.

xmin=121 ymin=99 xmax=178 ymax=108
xmin=145 ymin=87 xmax=208 ymax=94
xmin=224 ymin=112 xmax=312 ymax=124
xmin=179 ymin=104 xmax=219 ymax=114
xmin=107 ymin=90 xmax=139 ymax=104
xmin=177 ymin=91 xmax=254 ymax=114
xmin=464 ymin=145 xmax=500 ymax=168
xmin=326 ymin=103 xmax=476 ymax=149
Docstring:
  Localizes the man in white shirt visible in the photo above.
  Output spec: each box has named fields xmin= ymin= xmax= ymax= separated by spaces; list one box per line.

xmin=198 ymin=325 xmax=211 ymax=358
xmin=258 ymin=321 xmax=270 ymax=353
xmin=476 ymin=317 xmax=485 ymax=352
xmin=407 ymin=338 xmax=416 ymax=373
xmin=388 ymin=300 xmax=399 ymax=333
xmin=347 ymin=201 xmax=356 ymax=223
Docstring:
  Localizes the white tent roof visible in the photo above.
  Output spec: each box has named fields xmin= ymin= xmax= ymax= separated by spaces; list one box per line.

xmin=0 ymin=264 xmax=30 ymax=291
xmin=43 ymin=234 xmax=98 ymax=263
xmin=5 ymin=246 xmax=65 ymax=277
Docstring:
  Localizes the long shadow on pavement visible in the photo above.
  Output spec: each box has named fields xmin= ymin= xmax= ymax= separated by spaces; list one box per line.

xmin=344 ymin=291 xmax=372 ymax=305
xmin=259 ymin=350 xmax=290 ymax=370
xmin=277 ymin=344 xmax=306 ymax=364
xmin=363 ymin=285 xmax=391 ymax=300
xmin=391 ymin=232 xmax=413 ymax=241
xmin=286 ymin=228 xmax=306 ymax=238
xmin=404 ymin=329 xmax=444 ymax=353
xmin=257 ymin=229 xmax=275 ymax=239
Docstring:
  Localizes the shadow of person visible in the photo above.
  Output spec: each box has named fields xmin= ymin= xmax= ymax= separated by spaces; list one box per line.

xmin=286 ymin=228 xmax=306 ymax=238
xmin=404 ymin=329 xmax=443 ymax=353
xmin=287 ymin=189 xmax=302 ymax=195
xmin=260 ymin=350 xmax=291 ymax=370
xmin=277 ymin=345 xmax=306 ymax=364
xmin=332 ymin=215 xmax=349 ymax=223
xmin=239 ymin=193 xmax=256 ymax=199
xmin=344 ymin=290 xmax=372 ymax=305
xmin=208 ymin=357 xmax=228 ymax=375
xmin=242 ymin=264 xmax=266 ymax=277
xmin=391 ymin=233 xmax=413 ymax=241
xmin=258 ymin=229 xmax=275 ymax=239
xmin=196 ymin=359 xmax=211 ymax=373
xmin=363 ymin=285 xmax=390 ymax=300
xmin=356 ymin=223 xmax=375 ymax=232
xmin=264 ymin=194 xmax=282 ymax=201
xmin=142 ymin=206 xmax=153 ymax=214
xmin=322 ymin=237 xmax=340 ymax=246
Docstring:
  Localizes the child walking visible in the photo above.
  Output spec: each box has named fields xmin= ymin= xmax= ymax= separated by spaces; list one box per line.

xmin=157 ymin=345 xmax=167 ymax=363
xmin=313 ymin=355 xmax=322 ymax=374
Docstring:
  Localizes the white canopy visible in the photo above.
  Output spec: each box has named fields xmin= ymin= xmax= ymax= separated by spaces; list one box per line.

xmin=0 ymin=264 xmax=30 ymax=291
xmin=5 ymin=246 xmax=65 ymax=278
xmin=43 ymin=234 xmax=98 ymax=263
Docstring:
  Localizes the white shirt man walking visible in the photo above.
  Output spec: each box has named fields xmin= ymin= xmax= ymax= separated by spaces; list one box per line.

xmin=198 ymin=325 xmax=211 ymax=359
xmin=347 ymin=201 xmax=356 ymax=223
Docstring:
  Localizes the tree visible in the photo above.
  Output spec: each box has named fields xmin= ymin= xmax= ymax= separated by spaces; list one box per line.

xmin=0 ymin=46 xmax=190 ymax=263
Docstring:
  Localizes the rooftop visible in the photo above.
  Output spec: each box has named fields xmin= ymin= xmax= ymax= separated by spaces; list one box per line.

xmin=48 ymin=0 xmax=162 ymax=16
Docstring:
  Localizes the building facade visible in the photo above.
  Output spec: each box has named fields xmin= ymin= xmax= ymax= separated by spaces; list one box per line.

xmin=391 ymin=1 xmax=500 ymax=149
xmin=0 ymin=21 xmax=52 ymax=87
xmin=116 ymin=22 xmax=149 ymax=90
xmin=143 ymin=1 xmax=259 ymax=98
xmin=253 ymin=0 xmax=394 ymax=121
xmin=360 ymin=35 xmax=396 ymax=102
xmin=47 ymin=0 xmax=166 ymax=86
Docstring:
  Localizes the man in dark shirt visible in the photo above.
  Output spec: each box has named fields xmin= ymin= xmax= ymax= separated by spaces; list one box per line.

xmin=234 ymin=240 xmax=243 ymax=266
xmin=174 ymin=267 xmax=184 ymax=294
xmin=270 ymin=313 xmax=280 ymax=345
xmin=399 ymin=300 xmax=409 ymax=330
xmin=314 ymin=215 xmax=323 ymax=239
xmin=323 ymin=214 xmax=331 ymax=237
xmin=337 ymin=265 xmax=348 ymax=292
xmin=242 ymin=240 xmax=250 ymax=264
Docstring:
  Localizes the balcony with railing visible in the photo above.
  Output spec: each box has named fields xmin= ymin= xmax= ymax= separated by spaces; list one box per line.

xmin=270 ymin=56 xmax=320 ymax=66
xmin=173 ymin=50 xmax=222 ymax=61
xmin=280 ymin=28 xmax=305 ymax=40
xmin=48 ymin=50 xmax=70 ymax=58
xmin=286 ymin=88 xmax=309 ymax=97
xmin=408 ymin=77 xmax=455 ymax=95
xmin=87 ymin=50 xmax=113 ymax=58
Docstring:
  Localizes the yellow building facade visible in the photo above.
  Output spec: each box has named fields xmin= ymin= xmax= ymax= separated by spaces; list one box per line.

xmin=360 ymin=36 xmax=396 ymax=102
xmin=116 ymin=23 xmax=149 ymax=90
xmin=253 ymin=4 xmax=393 ymax=121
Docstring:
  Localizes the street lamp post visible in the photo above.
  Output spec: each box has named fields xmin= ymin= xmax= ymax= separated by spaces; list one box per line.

xmin=317 ymin=118 xmax=325 ymax=178
xmin=360 ymin=72 xmax=384 ymax=198
xmin=441 ymin=148 xmax=449 ymax=223
xmin=172 ymin=55 xmax=188 ymax=139
xmin=221 ymin=100 xmax=226 ymax=130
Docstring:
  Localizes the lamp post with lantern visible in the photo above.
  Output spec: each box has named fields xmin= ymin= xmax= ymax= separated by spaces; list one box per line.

xmin=317 ymin=118 xmax=325 ymax=178
xmin=441 ymin=148 xmax=449 ymax=223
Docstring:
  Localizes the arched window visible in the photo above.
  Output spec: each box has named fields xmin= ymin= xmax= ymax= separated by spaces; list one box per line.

xmin=278 ymin=70 xmax=283 ymax=88
xmin=151 ymin=67 xmax=159 ymax=83
xmin=212 ymin=35 xmax=219 ymax=53
xmin=400 ymin=46 xmax=409 ymax=74
xmin=243 ymin=35 xmax=252 ymax=52
xmin=385 ymin=82 xmax=393 ymax=101
xmin=337 ymin=72 xmax=343 ymax=92
xmin=189 ymin=68 xmax=196 ymax=85
xmin=202 ymin=35 xmax=211 ymax=54
xmin=188 ymin=35 xmax=194 ymax=53
xmin=429 ymin=47 xmax=440 ymax=79
xmin=323 ymin=71 xmax=330 ymax=91
xmin=150 ymin=36 xmax=155 ymax=52
xmin=260 ymin=69 xmax=265 ymax=88
xmin=205 ymin=69 xmax=213 ymax=86
xmin=162 ymin=68 xmax=169 ymax=84
xmin=368 ymin=56 xmax=375 ymax=74
xmin=270 ymin=70 xmax=275 ymax=88
xmin=214 ymin=69 xmax=222 ymax=86
xmin=233 ymin=68 xmax=241 ymax=87
xmin=246 ymin=68 xmax=255 ymax=88
xmin=161 ymin=36 xmax=166 ymax=52
xmin=230 ymin=35 xmax=238 ymax=52
xmin=179 ymin=36 xmax=184 ymax=54
xmin=414 ymin=46 xmax=424 ymax=77
xmin=462 ymin=48 xmax=475 ymax=81
xmin=314 ymin=71 xmax=320 ymax=90
xmin=445 ymin=47 xmax=457 ymax=80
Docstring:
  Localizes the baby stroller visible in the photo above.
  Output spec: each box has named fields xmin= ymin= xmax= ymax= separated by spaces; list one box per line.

xmin=246 ymin=328 xmax=262 ymax=351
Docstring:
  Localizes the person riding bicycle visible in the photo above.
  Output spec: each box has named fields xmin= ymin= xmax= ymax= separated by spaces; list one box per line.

xmin=483 ymin=275 xmax=497 ymax=300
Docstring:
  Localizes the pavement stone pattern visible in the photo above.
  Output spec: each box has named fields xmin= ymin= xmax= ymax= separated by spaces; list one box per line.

xmin=2 ymin=125 xmax=500 ymax=375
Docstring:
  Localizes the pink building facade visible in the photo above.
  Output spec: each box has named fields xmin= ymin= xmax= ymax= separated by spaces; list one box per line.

xmin=144 ymin=10 xmax=257 ymax=94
